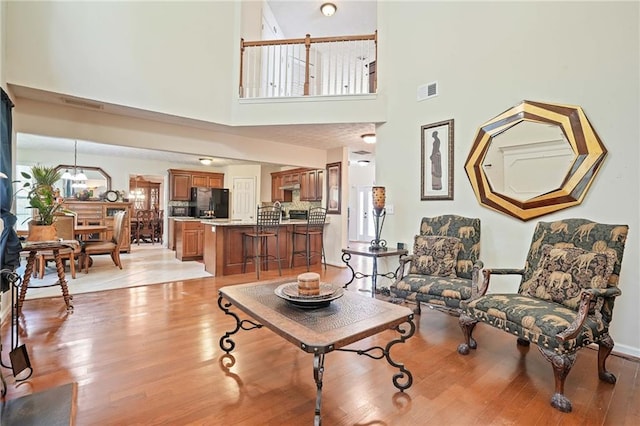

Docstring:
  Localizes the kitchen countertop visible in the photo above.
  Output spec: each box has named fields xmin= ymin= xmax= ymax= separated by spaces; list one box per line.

xmin=171 ymin=217 xmax=329 ymax=225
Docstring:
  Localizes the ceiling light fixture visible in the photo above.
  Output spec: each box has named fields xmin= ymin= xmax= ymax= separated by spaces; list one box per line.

xmin=64 ymin=140 xmax=88 ymax=187
xmin=361 ymin=133 xmax=376 ymax=144
xmin=320 ymin=2 xmax=337 ymax=17
xmin=199 ymin=157 xmax=214 ymax=166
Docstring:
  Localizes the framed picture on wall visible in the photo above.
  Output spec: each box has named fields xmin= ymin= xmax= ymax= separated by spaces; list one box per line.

xmin=421 ymin=119 xmax=454 ymax=200
xmin=326 ymin=161 xmax=341 ymax=214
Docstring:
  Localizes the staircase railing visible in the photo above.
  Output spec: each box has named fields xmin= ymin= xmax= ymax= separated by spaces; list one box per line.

xmin=239 ymin=32 xmax=377 ymax=99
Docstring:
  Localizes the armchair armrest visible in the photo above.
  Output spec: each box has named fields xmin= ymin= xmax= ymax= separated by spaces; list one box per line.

xmin=472 ymin=267 xmax=525 ymax=298
xmin=556 ymin=287 xmax=622 ymax=342
xmin=395 ymin=253 xmax=415 ymax=282
xmin=470 ymin=260 xmax=485 ymax=297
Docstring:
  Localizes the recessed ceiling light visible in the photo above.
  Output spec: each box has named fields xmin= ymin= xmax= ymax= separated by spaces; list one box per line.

xmin=361 ymin=133 xmax=376 ymax=144
xmin=320 ymin=3 xmax=337 ymax=17
xmin=199 ymin=157 xmax=214 ymax=166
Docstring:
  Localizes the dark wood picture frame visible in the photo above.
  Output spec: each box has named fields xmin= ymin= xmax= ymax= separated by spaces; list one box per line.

xmin=326 ymin=161 xmax=341 ymax=214
xmin=421 ymin=119 xmax=454 ymax=200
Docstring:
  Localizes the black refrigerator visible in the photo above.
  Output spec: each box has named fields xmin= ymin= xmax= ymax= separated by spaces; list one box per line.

xmin=190 ymin=187 xmax=229 ymax=218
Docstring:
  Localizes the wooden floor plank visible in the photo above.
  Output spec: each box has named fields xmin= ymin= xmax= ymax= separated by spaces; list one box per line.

xmin=1 ymin=260 xmax=637 ymax=425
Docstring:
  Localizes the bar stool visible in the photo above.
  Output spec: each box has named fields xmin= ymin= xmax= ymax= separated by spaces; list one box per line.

xmin=242 ymin=206 xmax=283 ymax=279
xmin=290 ymin=207 xmax=327 ymax=271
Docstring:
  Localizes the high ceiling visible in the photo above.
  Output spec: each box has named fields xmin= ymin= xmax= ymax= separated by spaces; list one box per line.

xmin=15 ymin=1 xmax=379 ymax=167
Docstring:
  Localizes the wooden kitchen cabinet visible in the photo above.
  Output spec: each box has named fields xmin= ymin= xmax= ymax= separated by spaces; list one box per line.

xmin=271 ymin=168 xmax=323 ymax=202
xmin=300 ymin=169 xmax=323 ymax=201
xmin=192 ymin=173 xmax=224 ymax=188
xmin=271 ymin=173 xmax=292 ymax=202
xmin=315 ymin=169 xmax=324 ymax=201
xmin=169 ymin=171 xmax=191 ymax=201
xmin=175 ymin=220 xmax=205 ymax=260
xmin=169 ymin=169 xmax=225 ymax=200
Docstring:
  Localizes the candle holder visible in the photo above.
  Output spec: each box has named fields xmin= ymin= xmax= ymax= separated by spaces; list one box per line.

xmin=369 ymin=208 xmax=388 ymax=251
xmin=370 ymin=186 xmax=388 ymax=251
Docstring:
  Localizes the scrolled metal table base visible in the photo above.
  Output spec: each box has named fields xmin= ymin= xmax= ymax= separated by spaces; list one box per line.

xmin=336 ymin=316 xmax=415 ymax=391
xmin=217 ymin=296 xmax=263 ymax=353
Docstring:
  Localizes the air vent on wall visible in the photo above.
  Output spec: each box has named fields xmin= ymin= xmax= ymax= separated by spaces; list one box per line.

xmin=352 ymin=150 xmax=372 ymax=155
xmin=60 ymin=97 xmax=104 ymax=110
xmin=417 ymin=81 xmax=438 ymax=102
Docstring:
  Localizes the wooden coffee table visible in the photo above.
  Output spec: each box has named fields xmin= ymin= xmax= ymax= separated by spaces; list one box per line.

xmin=218 ymin=278 xmax=415 ymax=425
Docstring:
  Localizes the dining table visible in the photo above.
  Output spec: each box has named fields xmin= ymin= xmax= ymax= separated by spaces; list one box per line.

xmin=73 ymin=225 xmax=108 ymax=268
xmin=74 ymin=225 xmax=107 ymax=240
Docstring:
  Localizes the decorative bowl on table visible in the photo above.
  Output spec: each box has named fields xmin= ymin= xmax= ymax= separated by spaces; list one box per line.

xmin=274 ymin=282 xmax=344 ymax=309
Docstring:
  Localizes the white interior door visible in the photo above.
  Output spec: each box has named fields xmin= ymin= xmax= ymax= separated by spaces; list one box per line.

xmin=232 ymin=177 xmax=256 ymax=221
xmin=355 ymin=185 xmax=374 ymax=242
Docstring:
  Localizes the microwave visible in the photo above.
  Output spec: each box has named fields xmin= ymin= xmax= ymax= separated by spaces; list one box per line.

xmin=170 ymin=206 xmax=190 ymax=217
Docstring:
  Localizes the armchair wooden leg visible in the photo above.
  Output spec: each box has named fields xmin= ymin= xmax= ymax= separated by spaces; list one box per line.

xmin=538 ymin=346 xmax=577 ymax=413
xmin=598 ymin=334 xmax=617 ymax=384
xmin=412 ymin=301 xmax=422 ymax=315
xmin=457 ymin=312 xmax=478 ymax=354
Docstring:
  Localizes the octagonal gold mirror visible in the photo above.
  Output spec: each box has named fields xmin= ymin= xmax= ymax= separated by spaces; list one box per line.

xmin=465 ymin=100 xmax=607 ymax=221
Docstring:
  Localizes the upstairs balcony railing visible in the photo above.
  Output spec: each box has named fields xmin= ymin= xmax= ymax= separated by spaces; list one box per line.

xmin=239 ymin=32 xmax=377 ymax=99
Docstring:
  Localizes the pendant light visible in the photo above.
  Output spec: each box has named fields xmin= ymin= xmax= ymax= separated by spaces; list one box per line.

xmin=70 ymin=140 xmax=88 ymax=188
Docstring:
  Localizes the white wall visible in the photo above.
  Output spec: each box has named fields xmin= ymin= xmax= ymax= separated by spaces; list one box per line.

xmin=6 ymin=1 xmax=237 ymax=124
xmin=376 ymin=1 xmax=639 ymax=357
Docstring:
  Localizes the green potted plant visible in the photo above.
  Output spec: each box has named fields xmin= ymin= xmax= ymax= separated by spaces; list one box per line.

xmin=21 ymin=164 xmax=64 ymax=240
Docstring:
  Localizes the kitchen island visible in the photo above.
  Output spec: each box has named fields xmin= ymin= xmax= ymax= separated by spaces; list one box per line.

xmin=173 ymin=218 xmax=327 ymax=276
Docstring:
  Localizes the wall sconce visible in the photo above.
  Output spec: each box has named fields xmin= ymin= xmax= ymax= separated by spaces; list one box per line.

xmin=361 ymin=133 xmax=376 ymax=144
xmin=357 ymin=160 xmax=370 ymax=167
xmin=199 ymin=157 xmax=214 ymax=166
xmin=320 ymin=3 xmax=337 ymax=17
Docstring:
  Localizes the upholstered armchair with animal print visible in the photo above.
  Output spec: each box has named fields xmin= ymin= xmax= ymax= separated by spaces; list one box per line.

xmin=389 ymin=215 xmax=484 ymax=316
xmin=458 ymin=219 xmax=628 ymax=413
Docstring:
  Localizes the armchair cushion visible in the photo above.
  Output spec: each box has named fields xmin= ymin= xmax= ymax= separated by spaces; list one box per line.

xmin=409 ymin=235 xmax=460 ymax=278
xmin=464 ymin=294 xmax=607 ymax=354
xmin=521 ymin=244 xmax=616 ymax=310
xmin=394 ymin=274 xmax=472 ymax=308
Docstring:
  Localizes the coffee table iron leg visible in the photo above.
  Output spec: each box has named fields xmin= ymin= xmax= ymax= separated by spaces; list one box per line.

xmin=385 ymin=318 xmax=416 ymax=391
xmin=217 ymin=295 xmax=263 ymax=353
xmin=336 ymin=316 xmax=416 ymax=391
xmin=313 ymin=353 xmax=325 ymax=426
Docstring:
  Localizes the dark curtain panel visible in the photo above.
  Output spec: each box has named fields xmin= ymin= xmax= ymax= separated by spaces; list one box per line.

xmin=0 ymin=88 xmax=14 ymax=210
xmin=1 ymin=88 xmax=20 ymax=291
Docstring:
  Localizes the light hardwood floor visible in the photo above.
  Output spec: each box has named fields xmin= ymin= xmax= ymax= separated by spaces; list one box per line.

xmin=2 ymin=259 xmax=639 ymax=425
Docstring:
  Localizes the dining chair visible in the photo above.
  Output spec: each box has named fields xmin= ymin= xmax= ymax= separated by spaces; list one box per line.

xmin=36 ymin=213 xmax=81 ymax=279
xmin=133 ymin=209 xmax=156 ymax=245
xmin=153 ymin=209 xmax=164 ymax=244
xmin=80 ymin=211 xmax=127 ymax=273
